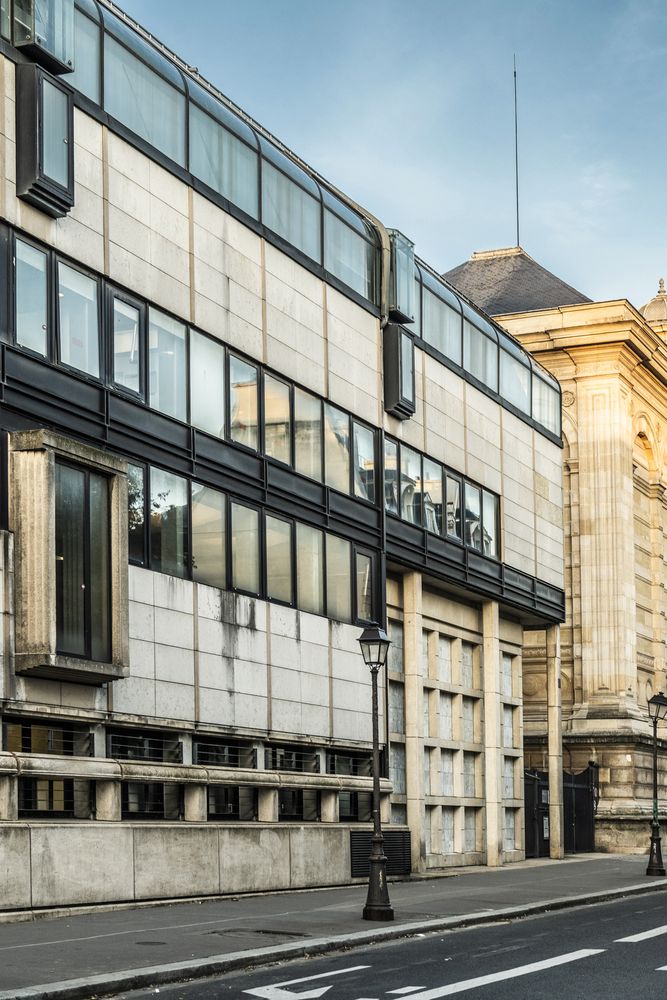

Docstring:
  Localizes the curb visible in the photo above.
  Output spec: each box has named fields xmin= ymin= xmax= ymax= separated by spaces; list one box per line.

xmin=1 ymin=879 xmax=665 ymax=1000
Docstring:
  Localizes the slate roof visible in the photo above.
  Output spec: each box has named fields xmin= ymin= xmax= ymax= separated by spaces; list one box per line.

xmin=442 ymin=247 xmax=591 ymax=316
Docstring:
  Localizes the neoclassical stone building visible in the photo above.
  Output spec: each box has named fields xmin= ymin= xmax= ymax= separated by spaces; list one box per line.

xmin=446 ymin=247 xmax=667 ymax=852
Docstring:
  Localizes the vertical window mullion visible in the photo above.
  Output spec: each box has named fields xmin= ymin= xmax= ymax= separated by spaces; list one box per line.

xmin=83 ymin=469 xmax=92 ymax=659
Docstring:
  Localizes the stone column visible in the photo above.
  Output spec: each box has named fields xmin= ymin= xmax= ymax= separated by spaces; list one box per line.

xmin=482 ymin=600 xmax=502 ymax=866
xmin=184 ymin=784 xmax=207 ymax=822
xmin=96 ymin=780 xmax=121 ymax=821
xmin=258 ymin=786 xmax=278 ymax=822
xmin=0 ymin=776 xmax=17 ymax=820
xmin=403 ymin=570 xmax=424 ymax=871
xmin=320 ymin=789 xmax=338 ymax=823
xmin=546 ymin=624 xmax=564 ymax=858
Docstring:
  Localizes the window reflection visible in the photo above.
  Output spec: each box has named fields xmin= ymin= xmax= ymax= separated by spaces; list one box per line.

xmin=149 ymin=309 xmax=187 ymax=422
xmin=294 ymin=388 xmax=322 ymax=481
xmin=42 ymin=79 xmax=69 ymax=189
xmin=191 ymin=483 xmax=225 ymax=589
xmin=296 ymin=523 xmax=323 ymax=615
xmin=353 ymin=422 xmax=375 ymax=502
xmin=400 ymin=331 xmax=414 ymax=403
xmin=482 ymin=490 xmax=499 ymax=559
xmin=422 ymin=458 xmax=442 ymax=535
xmin=68 ymin=5 xmax=100 ymax=103
xmin=16 ymin=240 xmax=47 ymax=356
xmin=190 ymin=103 xmax=259 ymax=219
xmin=113 ymin=298 xmax=141 ymax=395
xmin=262 ymin=161 xmax=320 ymax=262
xmin=266 ymin=515 xmax=292 ymax=604
xmin=324 ymin=403 xmax=350 ymax=493
xmin=464 ymin=482 xmax=482 ymax=551
xmin=464 ymin=322 xmax=498 ymax=392
xmin=231 ymin=502 xmax=259 ymax=593
xmin=400 ymin=446 xmax=422 ymax=525
xmin=324 ymin=210 xmax=373 ymax=299
xmin=149 ymin=467 xmax=189 ymax=577
xmin=58 ymin=263 xmax=99 ymax=378
xmin=190 ymin=330 xmax=225 ymax=438
xmin=384 ymin=438 xmax=399 ymax=515
xmin=326 ymin=534 xmax=351 ymax=622
xmin=533 ymin=375 xmax=560 ymax=436
xmin=446 ymin=474 xmax=462 ymax=540
xmin=264 ymin=375 xmax=291 ymax=465
xmin=500 ymin=350 xmax=530 ymax=415
xmin=127 ymin=463 xmax=146 ymax=565
xmin=229 ymin=355 xmax=258 ymax=450
xmin=423 ymin=288 xmax=461 ymax=364
xmin=355 ymin=552 xmax=372 ymax=622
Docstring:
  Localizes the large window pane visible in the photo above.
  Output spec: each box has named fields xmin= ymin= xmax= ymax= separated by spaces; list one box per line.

xmin=324 ymin=210 xmax=373 ymax=299
xmin=113 ymin=298 xmax=141 ymax=395
xmin=355 ymin=551 xmax=372 ymax=622
xmin=150 ymin=467 xmax=188 ymax=577
xmin=229 ymin=355 xmax=258 ymax=450
xmin=148 ymin=309 xmax=186 ymax=422
xmin=446 ymin=474 xmax=462 ymax=540
xmin=401 ymin=331 xmax=414 ymax=403
xmin=533 ymin=375 xmax=561 ymax=435
xmin=297 ymin=523 xmax=323 ymax=615
xmin=231 ymin=503 xmax=259 ymax=594
xmin=423 ymin=288 xmax=461 ymax=364
xmin=294 ymin=388 xmax=322 ymax=481
xmin=324 ymin=403 xmax=350 ymax=493
xmin=127 ymin=463 xmax=146 ymax=565
xmin=189 ymin=104 xmax=258 ymax=218
xmin=264 ymin=374 xmax=291 ymax=465
xmin=464 ymin=322 xmax=498 ymax=391
xmin=191 ymin=483 xmax=225 ymax=589
xmin=266 ymin=515 xmax=292 ymax=604
xmin=400 ymin=446 xmax=422 ymax=525
xmin=262 ymin=161 xmax=320 ymax=262
xmin=326 ymin=533 xmax=350 ymax=622
xmin=1 ymin=0 xmax=9 ymax=39
xmin=422 ymin=458 xmax=443 ymax=535
xmin=15 ymin=240 xmax=47 ymax=356
xmin=89 ymin=472 xmax=110 ymax=662
xmin=55 ymin=464 xmax=85 ymax=657
xmin=464 ymin=482 xmax=482 ymax=551
xmin=482 ymin=490 xmax=499 ymax=559
xmin=190 ymin=330 xmax=225 ymax=438
xmin=58 ymin=263 xmax=99 ymax=377
xmin=104 ymin=35 xmax=185 ymax=164
xmin=353 ymin=422 xmax=375 ymax=503
xmin=500 ymin=350 xmax=530 ymax=414
xmin=42 ymin=79 xmax=69 ymax=188
xmin=384 ymin=438 xmax=399 ymax=516
xmin=68 ymin=8 xmax=100 ymax=103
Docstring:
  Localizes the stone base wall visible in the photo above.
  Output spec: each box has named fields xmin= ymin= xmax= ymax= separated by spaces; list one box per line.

xmin=595 ymin=815 xmax=658 ymax=855
xmin=0 ymin=822 xmax=369 ymax=910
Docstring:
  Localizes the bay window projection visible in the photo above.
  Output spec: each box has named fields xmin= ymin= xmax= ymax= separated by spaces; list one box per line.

xmin=58 ymin=263 xmax=99 ymax=378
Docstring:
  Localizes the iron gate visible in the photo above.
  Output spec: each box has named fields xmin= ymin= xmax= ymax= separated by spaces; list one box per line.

xmin=524 ymin=764 xmax=599 ymax=857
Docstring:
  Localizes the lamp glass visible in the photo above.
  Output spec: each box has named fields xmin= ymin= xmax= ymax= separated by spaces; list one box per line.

xmin=648 ymin=692 xmax=667 ymax=722
xmin=358 ymin=624 xmax=390 ymax=670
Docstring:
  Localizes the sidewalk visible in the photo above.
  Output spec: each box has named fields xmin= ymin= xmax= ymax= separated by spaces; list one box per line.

xmin=0 ymin=854 xmax=665 ymax=1000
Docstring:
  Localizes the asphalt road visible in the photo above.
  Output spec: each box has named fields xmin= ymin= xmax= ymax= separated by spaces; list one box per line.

xmin=115 ymin=893 xmax=667 ymax=999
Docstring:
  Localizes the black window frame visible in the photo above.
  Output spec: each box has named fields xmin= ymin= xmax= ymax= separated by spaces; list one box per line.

xmin=55 ymin=256 xmax=103 ymax=383
xmin=54 ymin=457 xmax=112 ymax=662
xmin=383 ymin=323 xmax=416 ymax=420
xmin=107 ymin=284 xmax=147 ymax=401
xmin=16 ymin=62 xmax=75 ymax=218
xmin=11 ymin=230 xmax=52 ymax=359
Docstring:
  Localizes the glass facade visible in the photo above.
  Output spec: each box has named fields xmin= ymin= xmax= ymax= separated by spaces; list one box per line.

xmin=149 ymin=467 xmax=188 ymax=577
xmin=229 ymin=355 xmax=258 ymax=450
xmin=112 ymin=297 xmax=141 ymax=395
xmin=148 ymin=310 xmax=186 ymax=421
xmin=264 ymin=375 xmax=291 ymax=465
xmin=266 ymin=515 xmax=292 ymax=604
xmin=190 ymin=330 xmax=225 ymax=438
xmin=326 ymin=534 xmax=351 ymax=622
xmin=42 ymin=79 xmax=69 ymax=188
xmin=296 ymin=523 xmax=324 ymax=615
xmin=294 ymin=388 xmax=322 ymax=481
xmin=189 ymin=102 xmax=258 ymax=219
xmin=191 ymin=483 xmax=226 ymax=589
xmin=231 ymin=502 xmax=259 ymax=594
xmin=324 ymin=403 xmax=350 ymax=493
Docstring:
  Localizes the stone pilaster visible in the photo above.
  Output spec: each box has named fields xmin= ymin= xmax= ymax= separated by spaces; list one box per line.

xmin=402 ymin=570 xmax=424 ymax=871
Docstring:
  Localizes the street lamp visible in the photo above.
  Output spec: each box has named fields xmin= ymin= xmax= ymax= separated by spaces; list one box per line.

xmin=646 ymin=691 xmax=667 ymax=876
xmin=358 ymin=623 xmax=394 ymax=921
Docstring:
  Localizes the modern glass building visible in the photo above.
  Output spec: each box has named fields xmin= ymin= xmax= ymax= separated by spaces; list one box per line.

xmin=0 ymin=0 xmax=565 ymax=908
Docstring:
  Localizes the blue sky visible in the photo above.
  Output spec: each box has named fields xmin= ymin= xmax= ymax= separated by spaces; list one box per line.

xmin=119 ymin=0 xmax=665 ymax=311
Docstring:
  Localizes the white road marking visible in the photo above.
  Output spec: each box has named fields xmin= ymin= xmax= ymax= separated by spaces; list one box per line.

xmin=387 ymin=949 xmax=605 ymax=999
xmin=616 ymin=924 xmax=667 ymax=943
xmin=387 ymin=989 xmax=425 ymax=995
xmin=243 ymin=965 xmax=370 ymax=999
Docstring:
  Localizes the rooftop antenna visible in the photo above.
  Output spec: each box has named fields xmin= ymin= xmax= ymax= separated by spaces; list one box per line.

xmin=513 ymin=54 xmax=520 ymax=247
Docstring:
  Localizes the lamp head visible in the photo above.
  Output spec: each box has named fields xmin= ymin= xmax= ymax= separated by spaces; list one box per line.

xmin=648 ymin=691 xmax=667 ymax=723
xmin=358 ymin=624 xmax=391 ymax=671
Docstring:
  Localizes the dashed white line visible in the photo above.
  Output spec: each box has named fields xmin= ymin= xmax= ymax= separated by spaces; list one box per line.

xmin=616 ymin=924 xmax=667 ymax=943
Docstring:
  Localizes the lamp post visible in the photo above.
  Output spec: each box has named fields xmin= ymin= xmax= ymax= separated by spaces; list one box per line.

xmin=646 ymin=691 xmax=667 ymax=877
xmin=358 ymin=624 xmax=394 ymax=921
